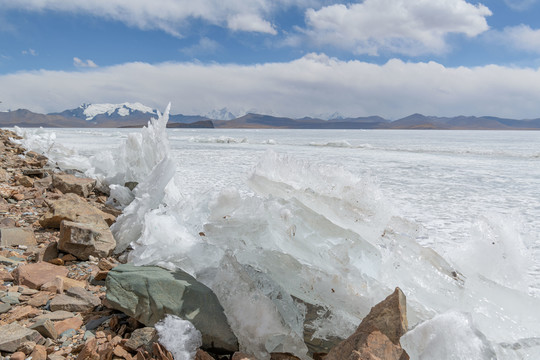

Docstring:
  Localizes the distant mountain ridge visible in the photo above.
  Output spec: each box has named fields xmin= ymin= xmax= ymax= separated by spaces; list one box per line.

xmin=1 ymin=103 xmax=540 ymax=130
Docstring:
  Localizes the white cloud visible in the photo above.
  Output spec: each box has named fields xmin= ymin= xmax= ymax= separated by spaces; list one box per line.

xmin=227 ymin=13 xmax=277 ymax=35
xmin=504 ymin=0 xmax=537 ymax=10
xmin=0 ymin=0 xmax=299 ymax=36
xmin=490 ymin=25 xmax=540 ymax=54
xmin=300 ymin=0 xmax=492 ymax=55
xmin=73 ymin=57 xmax=98 ymax=68
xmin=22 ymin=48 xmax=37 ymax=56
xmin=1 ymin=55 xmax=540 ymax=120
xmin=180 ymin=37 xmax=221 ymax=57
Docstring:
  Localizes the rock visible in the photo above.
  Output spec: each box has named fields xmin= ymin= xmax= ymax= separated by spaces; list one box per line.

xmin=39 ymin=193 xmax=115 ymax=229
xmin=37 ymin=241 xmax=58 ymax=262
xmin=10 ymin=351 xmax=26 ymax=360
xmin=195 ymin=349 xmax=216 ymax=360
xmin=98 ymin=258 xmax=118 ymax=271
xmin=30 ymin=318 xmax=58 ymax=340
xmin=113 ymin=344 xmax=132 ymax=359
xmin=16 ymin=340 xmax=36 ymax=355
xmin=1 ymin=292 xmax=21 ymax=304
xmin=22 ymin=168 xmax=49 ymax=178
xmin=65 ymin=286 xmax=101 ymax=307
xmin=232 ymin=352 xmax=257 ymax=360
xmin=270 ymin=353 xmax=301 ymax=360
xmin=34 ymin=310 xmax=74 ymax=322
xmin=324 ymin=288 xmax=409 ymax=360
xmin=0 ymin=168 xmax=9 ymax=182
xmin=56 ymin=276 xmax=86 ymax=291
xmin=3 ymin=305 xmax=41 ymax=323
xmin=29 ymin=344 xmax=48 ymax=360
xmin=12 ymin=262 xmax=69 ymax=290
xmin=16 ymin=176 xmax=34 ymax=188
xmin=27 ymin=292 xmax=51 ymax=307
xmin=52 ymin=174 xmax=96 ymax=198
xmin=54 ymin=315 xmax=83 ymax=335
xmin=50 ymin=294 xmax=97 ymax=312
xmin=0 ymin=269 xmax=14 ymax=281
xmin=124 ymin=327 xmax=156 ymax=352
xmin=0 ymin=217 xmax=17 ymax=228
xmin=0 ymin=302 xmax=11 ymax=314
xmin=59 ymin=220 xmax=116 ymax=260
xmin=106 ymin=264 xmax=238 ymax=353
xmin=0 ymin=255 xmax=21 ymax=266
xmin=0 ymin=323 xmax=43 ymax=353
xmin=0 ymin=227 xmax=37 ymax=247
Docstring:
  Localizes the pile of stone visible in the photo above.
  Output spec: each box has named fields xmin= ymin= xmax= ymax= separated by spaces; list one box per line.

xmin=0 ymin=128 xmax=411 ymax=360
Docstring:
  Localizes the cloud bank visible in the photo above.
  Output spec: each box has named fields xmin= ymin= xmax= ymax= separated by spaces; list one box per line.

xmin=301 ymin=0 xmax=492 ymax=55
xmin=1 ymin=55 xmax=540 ymax=119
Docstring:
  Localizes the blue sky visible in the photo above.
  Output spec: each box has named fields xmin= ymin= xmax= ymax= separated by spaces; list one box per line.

xmin=1 ymin=0 xmax=540 ymax=119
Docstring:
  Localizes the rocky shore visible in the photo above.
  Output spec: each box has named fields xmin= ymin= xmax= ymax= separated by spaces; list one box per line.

xmin=0 ymin=128 xmax=410 ymax=360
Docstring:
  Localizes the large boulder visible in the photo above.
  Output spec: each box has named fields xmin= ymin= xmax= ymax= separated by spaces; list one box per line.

xmin=324 ymin=288 xmax=409 ymax=360
xmin=52 ymin=174 xmax=96 ymax=198
xmin=39 ymin=193 xmax=115 ymax=229
xmin=106 ymin=264 xmax=238 ymax=353
xmin=59 ymin=220 xmax=115 ymax=260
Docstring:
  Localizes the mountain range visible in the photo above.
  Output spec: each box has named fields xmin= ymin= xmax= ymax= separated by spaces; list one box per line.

xmin=1 ymin=103 xmax=540 ymax=130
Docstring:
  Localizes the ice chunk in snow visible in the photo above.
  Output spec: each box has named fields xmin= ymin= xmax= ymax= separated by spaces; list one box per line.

xmin=111 ymin=155 xmax=177 ymax=253
xmin=155 ymin=315 xmax=202 ymax=360
xmin=401 ymin=311 xmax=496 ymax=360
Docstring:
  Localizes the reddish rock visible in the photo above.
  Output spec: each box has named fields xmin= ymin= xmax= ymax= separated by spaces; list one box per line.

xmin=0 ymin=269 xmax=14 ymax=281
xmin=270 ymin=353 xmax=301 ymax=360
xmin=52 ymin=174 xmax=96 ymax=198
xmin=54 ymin=315 xmax=83 ymax=335
xmin=27 ymin=292 xmax=52 ymax=307
xmin=324 ymin=288 xmax=409 ymax=360
xmin=12 ymin=262 xmax=69 ymax=290
xmin=30 ymin=344 xmax=48 ymax=360
xmin=10 ymin=351 xmax=26 ymax=360
xmin=195 ymin=349 xmax=215 ymax=360
xmin=3 ymin=305 xmax=41 ymax=323
xmin=59 ymin=220 xmax=116 ymax=260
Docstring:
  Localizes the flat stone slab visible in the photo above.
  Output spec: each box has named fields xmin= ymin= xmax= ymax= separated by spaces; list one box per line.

xmin=12 ymin=262 xmax=69 ymax=290
xmin=50 ymin=294 xmax=96 ymax=312
xmin=52 ymin=174 xmax=96 ymax=198
xmin=0 ymin=323 xmax=44 ymax=353
xmin=34 ymin=310 xmax=74 ymax=322
xmin=0 ymin=227 xmax=37 ymax=247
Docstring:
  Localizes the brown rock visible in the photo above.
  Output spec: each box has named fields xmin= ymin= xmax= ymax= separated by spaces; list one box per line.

xmin=54 ymin=315 xmax=83 ymax=335
xmin=17 ymin=340 xmax=37 ymax=355
xmin=30 ymin=318 xmax=58 ymax=340
xmin=41 ymin=277 xmax=64 ymax=293
xmin=232 ymin=352 xmax=257 ymax=360
xmin=98 ymin=258 xmax=118 ymax=271
xmin=56 ymin=276 xmax=86 ymax=291
xmin=94 ymin=270 xmax=109 ymax=281
xmin=52 ymin=174 xmax=96 ymax=198
xmin=36 ymin=241 xmax=59 ymax=262
xmin=59 ymin=220 xmax=116 ymax=260
xmin=27 ymin=292 xmax=52 ymax=307
xmin=65 ymin=286 xmax=101 ymax=307
xmin=3 ymin=305 xmax=41 ymax=323
xmin=195 ymin=349 xmax=215 ymax=360
xmin=124 ymin=327 xmax=157 ymax=352
xmin=12 ymin=193 xmax=25 ymax=202
xmin=0 ymin=217 xmax=17 ymax=228
xmin=39 ymin=193 xmax=115 ymax=229
xmin=17 ymin=176 xmax=34 ymax=188
xmin=324 ymin=288 xmax=409 ymax=360
xmin=77 ymin=337 xmax=100 ymax=360
xmin=114 ymin=345 xmax=133 ymax=360
xmin=0 ymin=269 xmax=14 ymax=281
xmin=0 ymin=227 xmax=37 ymax=247
xmin=49 ymin=258 xmax=64 ymax=266
xmin=34 ymin=310 xmax=74 ymax=322
xmin=12 ymin=262 xmax=69 ymax=289
xmin=50 ymin=294 xmax=97 ymax=312
xmin=30 ymin=344 xmax=48 ymax=360
xmin=0 ymin=323 xmax=43 ymax=352
xmin=10 ymin=351 xmax=26 ymax=360
xmin=61 ymin=253 xmax=78 ymax=262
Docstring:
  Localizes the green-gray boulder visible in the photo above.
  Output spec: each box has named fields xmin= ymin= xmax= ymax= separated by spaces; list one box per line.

xmin=105 ymin=264 xmax=238 ymax=353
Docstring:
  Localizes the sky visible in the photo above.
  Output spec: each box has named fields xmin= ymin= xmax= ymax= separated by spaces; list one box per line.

xmin=1 ymin=0 xmax=540 ymax=119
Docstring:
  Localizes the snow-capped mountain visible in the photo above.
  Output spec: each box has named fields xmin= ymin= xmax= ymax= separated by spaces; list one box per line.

xmin=205 ymin=108 xmax=241 ymax=120
xmin=78 ymin=102 xmax=156 ymax=121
